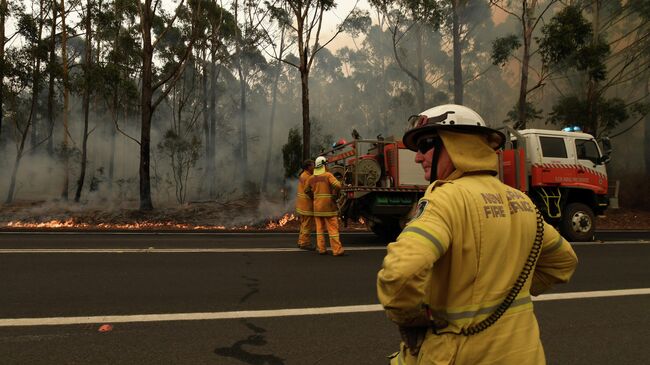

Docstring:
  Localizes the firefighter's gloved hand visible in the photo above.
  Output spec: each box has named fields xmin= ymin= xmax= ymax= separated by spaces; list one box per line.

xmin=398 ymin=326 xmax=428 ymax=356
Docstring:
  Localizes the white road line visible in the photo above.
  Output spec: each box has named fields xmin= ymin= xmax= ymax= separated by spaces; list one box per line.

xmin=1 ymin=241 xmax=649 ymax=254
xmin=0 ymin=246 xmax=387 ymax=253
xmin=1 ymin=288 xmax=648 ymax=327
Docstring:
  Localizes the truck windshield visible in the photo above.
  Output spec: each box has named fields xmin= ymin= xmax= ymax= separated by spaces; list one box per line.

xmin=575 ymin=139 xmax=600 ymax=164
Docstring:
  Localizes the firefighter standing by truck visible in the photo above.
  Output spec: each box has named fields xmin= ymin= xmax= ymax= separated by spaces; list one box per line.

xmin=296 ymin=159 xmax=315 ymax=250
xmin=305 ymin=156 xmax=345 ymax=256
xmin=377 ymin=104 xmax=578 ymax=364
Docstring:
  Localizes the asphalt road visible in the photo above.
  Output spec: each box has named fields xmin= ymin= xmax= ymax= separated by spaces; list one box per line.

xmin=0 ymin=231 xmax=648 ymax=365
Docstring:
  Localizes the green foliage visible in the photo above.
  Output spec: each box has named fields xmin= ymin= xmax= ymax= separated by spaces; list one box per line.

xmin=341 ymin=9 xmax=372 ymax=37
xmin=538 ymin=4 xmax=610 ymax=81
xmin=491 ymin=34 xmax=521 ymax=67
xmin=538 ymin=5 xmax=592 ymax=66
xmin=157 ymin=129 xmax=202 ymax=204
xmin=370 ymin=0 xmax=444 ymax=28
xmin=506 ymin=102 xmax=542 ymax=126
xmin=548 ymin=96 xmax=628 ymax=135
xmin=282 ymin=127 xmax=302 ymax=178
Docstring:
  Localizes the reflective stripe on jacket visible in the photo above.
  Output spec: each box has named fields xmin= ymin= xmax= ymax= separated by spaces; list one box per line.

xmin=305 ymin=172 xmax=341 ymax=217
xmin=296 ymin=171 xmax=313 ymax=216
xmin=377 ymin=173 xmax=578 ymax=364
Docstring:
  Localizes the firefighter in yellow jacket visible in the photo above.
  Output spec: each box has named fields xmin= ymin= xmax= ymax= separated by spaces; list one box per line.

xmin=296 ymin=159 xmax=315 ymax=250
xmin=305 ymin=156 xmax=345 ymax=256
xmin=377 ymin=104 xmax=578 ymax=365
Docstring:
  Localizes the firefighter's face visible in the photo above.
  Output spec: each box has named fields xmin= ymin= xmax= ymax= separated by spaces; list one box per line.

xmin=414 ymin=138 xmax=454 ymax=181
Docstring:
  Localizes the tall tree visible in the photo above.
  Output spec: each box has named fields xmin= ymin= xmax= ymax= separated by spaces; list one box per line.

xmin=490 ymin=0 xmax=559 ymax=129
xmin=369 ymin=0 xmax=444 ymax=111
xmin=5 ymin=0 xmax=47 ymax=203
xmin=46 ymin=0 xmax=58 ymax=154
xmin=281 ymin=0 xmax=356 ymax=160
xmin=60 ymin=0 xmax=70 ymax=200
xmin=74 ymin=0 xmax=93 ymax=202
xmin=0 ymin=0 xmax=7 ymax=141
xmin=136 ymin=0 xmax=200 ymax=210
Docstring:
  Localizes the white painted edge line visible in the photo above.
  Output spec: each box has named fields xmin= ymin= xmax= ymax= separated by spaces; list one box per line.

xmin=1 ymin=241 xmax=649 ymax=253
xmin=1 ymin=288 xmax=649 ymax=327
xmin=532 ymin=288 xmax=650 ymax=301
xmin=0 ymin=246 xmax=387 ymax=254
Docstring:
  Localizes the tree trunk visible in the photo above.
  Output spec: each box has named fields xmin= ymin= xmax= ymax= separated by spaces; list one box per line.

xmin=75 ymin=0 xmax=92 ymax=202
xmin=300 ymin=68 xmax=311 ymax=160
xmin=61 ymin=0 xmax=69 ymax=200
xmin=139 ymin=0 xmax=154 ymax=211
xmin=28 ymin=0 xmax=45 ymax=153
xmin=452 ymin=0 xmax=463 ymax=105
xmin=516 ymin=1 xmax=533 ymax=130
xmin=208 ymin=48 xmax=219 ymax=198
xmin=587 ymin=0 xmax=600 ymax=136
xmin=47 ymin=0 xmax=57 ymax=155
xmin=201 ymin=48 xmax=209 ymax=159
xmin=643 ymin=76 xmax=650 ymax=176
xmin=416 ymin=24 xmax=425 ymax=111
xmin=237 ymin=63 xmax=248 ymax=183
xmin=262 ymin=64 xmax=282 ymax=193
xmin=0 ymin=0 xmax=6 ymax=141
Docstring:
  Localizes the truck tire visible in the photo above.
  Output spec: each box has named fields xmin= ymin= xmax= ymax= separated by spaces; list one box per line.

xmin=560 ymin=202 xmax=595 ymax=242
xmin=368 ymin=219 xmax=402 ymax=243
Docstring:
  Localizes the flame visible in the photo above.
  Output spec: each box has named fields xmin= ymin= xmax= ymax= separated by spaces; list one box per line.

xmin=266 ymin=213 xmax=296 ymax=229
xmin=5 ymin=220 xmax=226 ymax=230
xmin=5 ymin=214 xmax=298 ymax=230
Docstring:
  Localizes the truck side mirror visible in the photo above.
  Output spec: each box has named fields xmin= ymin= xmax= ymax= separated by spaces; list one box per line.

xmin=597 ymin=137 xmax=612 ymax=165
xmin=598 ymin=155 xmax=611 ymax=165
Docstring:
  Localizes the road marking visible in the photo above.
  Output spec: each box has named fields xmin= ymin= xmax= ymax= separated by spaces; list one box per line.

xmin=1 ymin=241 xmax=649 ymax=254
xmin=0 ymin=246 xmax=387 ymax=253
xmin=1 ymin=288 xmax=649 ymax=327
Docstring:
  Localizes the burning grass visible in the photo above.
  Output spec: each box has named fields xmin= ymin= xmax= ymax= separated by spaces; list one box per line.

xmin=0 ymin=199 xmax=303 ymax=231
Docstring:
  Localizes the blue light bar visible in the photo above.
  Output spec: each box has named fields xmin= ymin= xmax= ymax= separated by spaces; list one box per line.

xmin=562 ymin=126 xmax=582 ymax=132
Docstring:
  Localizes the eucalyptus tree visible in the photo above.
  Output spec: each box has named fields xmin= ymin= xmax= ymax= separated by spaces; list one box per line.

xmin=73 ymin=0 xmax=95 ymax=202
xmin=156 ymin=59 xmax=202 ymax=204
xmin=260 ymin=1 xmax=291 ymax=192
xmin=230 ymin=0 xmax=271 ymax=185
xmin=4 ymin=0 xmax=50 ymax=203
xmin=538 ymin=2 xmax=649 ymax=138
xmin=45 ymin=0 xmax=60 ymax=154
xmin=136 ymin=0 xmax=201 ymax=210
xmin=195 ymin=1 xmax=235 ymax=198
xmin=369 ymin=0 xmax=444 ymax=111
xmin=279 ymin=0 xmax=358 ymax=160
xmin=93 ymin=0 xmax=139 ymax=191
xmin=0 ymin=0 xmax=8 ymax=141
xmin=490 ymin=0 xmax=560 ymax=129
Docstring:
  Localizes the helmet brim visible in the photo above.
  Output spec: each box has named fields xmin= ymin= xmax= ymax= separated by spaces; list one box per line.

xmin=403 ymin=125 xmax=505 ymax=151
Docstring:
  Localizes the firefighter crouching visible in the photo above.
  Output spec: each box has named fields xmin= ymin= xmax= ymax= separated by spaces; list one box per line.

xmin=305 ymin=156 xmax=345 ymax=256
xmin=377 ymin=104 xmax=578 ymax=365
xmin=296 ymin=159 xmax=315 ymax=250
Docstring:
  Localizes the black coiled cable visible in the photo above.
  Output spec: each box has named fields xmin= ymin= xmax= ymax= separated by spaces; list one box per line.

xmin=435 ymin=208 xmax=544 ymax=336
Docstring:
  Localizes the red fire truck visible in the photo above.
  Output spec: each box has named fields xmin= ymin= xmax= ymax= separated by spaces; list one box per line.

xmin=321 ymin=127 xmax=611 ymax=242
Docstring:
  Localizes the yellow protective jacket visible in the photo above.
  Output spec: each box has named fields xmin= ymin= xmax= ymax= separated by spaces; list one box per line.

xmin=305 ymin=172 xmax=341 ymax=217
xmin=296 ymin=171 xmax=313 ymax=216
xmin=377 ymin=131 xmax=578 ymax=365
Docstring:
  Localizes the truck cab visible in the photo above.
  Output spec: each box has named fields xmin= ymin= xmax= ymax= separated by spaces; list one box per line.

xmin=501 ymin=128 xmax=610 ymax=241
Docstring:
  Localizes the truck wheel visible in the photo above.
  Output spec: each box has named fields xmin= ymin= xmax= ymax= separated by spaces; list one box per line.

xmin=560 ymin=202 xmax=595 ymax=242
xmin=368 ymin=220 xmax=402 ymax=243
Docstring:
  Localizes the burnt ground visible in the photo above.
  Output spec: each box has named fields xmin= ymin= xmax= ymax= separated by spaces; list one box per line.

xmin=0 ymin=199 xmax=647 ymax=231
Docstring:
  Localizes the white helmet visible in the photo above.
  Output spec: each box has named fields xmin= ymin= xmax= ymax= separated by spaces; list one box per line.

xmin=403 ymin=104 xmax=505 ymax=151
xmin=315 ymin=156 xmax=327 ymax=168
xmin=314 ymin=156 xmax=327 ymax=175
